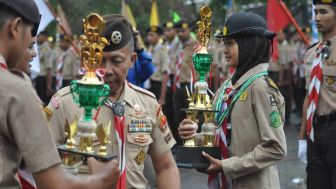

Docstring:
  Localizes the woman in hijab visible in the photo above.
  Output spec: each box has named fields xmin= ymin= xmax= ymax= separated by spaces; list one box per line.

xmin=178 ymin=12 xmax=287 ymax=189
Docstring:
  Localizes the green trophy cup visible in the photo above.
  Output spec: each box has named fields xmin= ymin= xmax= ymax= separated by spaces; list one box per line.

xmin=58 ymin=13 xmax=116 ymax=168
xmin=176 ymin=5 xmax=221 ymax=169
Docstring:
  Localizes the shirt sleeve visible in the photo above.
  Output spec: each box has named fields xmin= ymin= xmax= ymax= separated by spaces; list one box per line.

xmin=47 ymin=93 xmax=67 ymax=145
xmin=7 ymin=84 xmax=61 ymax=173
xmin=221 ymin=82 xmax=287 ymax=179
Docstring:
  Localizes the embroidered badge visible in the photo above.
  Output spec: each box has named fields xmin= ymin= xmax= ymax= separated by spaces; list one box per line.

xmin=50 ymin=97 xmax=59 ymax=109
xmin=270 ymin=110 xmax=282 ymax=128
xmin=43 ymin=107 xmax=53 ymax=121
xmin=326 ymin=76 xmax=335 ymax=85
xmin=134 ymin=134 xmax=149 ymax=144
xmin=326 ymin=60 xmax=336 ymax=66
xmin=164 ymin=133 xmax=172 ymax=143
xmin=159 ymin=115 xmax=168 ymax=132
xmin=267 ymin=78 xmax=279 ymax=90
xmin=134 ymin=150 xmax=146 ymax=166
xmin=239 ymin=91 xmax=248 ymax=101
xmin=128 ymin=119 xmax=152 ymax=132
xmin=111 ymin=31 xmax=122 ymax=44
xmin=223 ymin=26 xmax=228 ymax=36
xmin=270 ymin=96 xmax=277 ymax=106
xmin=129 ymin=104 xmax=146 ymax=119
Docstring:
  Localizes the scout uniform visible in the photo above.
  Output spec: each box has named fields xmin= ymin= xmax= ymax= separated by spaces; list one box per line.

xmin=146 ymin=26 xmax=170 ymax=99
xmin=304 ymin=1 xmax=336 ymax=185
xmin=173 ymin=21 xmax=198 ymax=145
xmin=47 ymin=83 xmax=175 ymax=188
xmin=50 ymin=35 xmax=80 ymax=88
xmin=0 ymin=57 xmax=61 ymax=188
xmin=162 ymin=21 xmax=180 ymax=77
xmin=213 ymin=12 xmax=287 ymax=189
xmin=47 ymin=14 xmax=176 ymax=189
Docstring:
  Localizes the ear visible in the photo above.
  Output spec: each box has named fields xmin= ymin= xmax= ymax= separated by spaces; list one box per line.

xmin=8 ymin=17 xmax=23 ymax=40
xmin=130 ymin=52 xmax=137 ymax=67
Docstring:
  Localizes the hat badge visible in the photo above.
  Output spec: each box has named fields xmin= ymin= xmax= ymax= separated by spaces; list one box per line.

xmin=223 ymin=26 xmax=228 ymax=36
xmin=111 ymin=31 xmax=122 ymax=44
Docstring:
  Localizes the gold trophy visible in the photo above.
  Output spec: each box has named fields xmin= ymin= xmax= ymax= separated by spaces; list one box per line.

xmin=176 ymin=5 xmax=221 ymax=169
xmin=57 ymin=13 xmax=116 ymax=173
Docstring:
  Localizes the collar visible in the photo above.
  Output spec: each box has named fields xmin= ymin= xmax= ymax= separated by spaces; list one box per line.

xmin=112 ymin=81 xmax=134 ymax=108
xmin=233 ymin=63 xmax=268 ymax=88
xmin=0 ymin=54 xmax=7 ymax=69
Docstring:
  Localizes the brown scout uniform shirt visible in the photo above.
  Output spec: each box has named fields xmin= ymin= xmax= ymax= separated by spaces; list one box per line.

xmin=176 ymin=38 xmax=199 ymax=83
xmin=213 ymin=63 xmax=287 ymax=189
xmin=304 ymin=36 xmax=336 ymax=115
xmin=0 ymin=57 xmax=61 ymax=189
xmin=51 ymin=47 xmax=80 ymax=80
xmin=47 ymin=82 xmax=176 ymax=189
xmin=37 ymin=41 xmax=52 ymax=76
xmin=149 ymin=42 xmax=170 ymax=81
xmin=163 ymin=36 xmax=180 ymax=75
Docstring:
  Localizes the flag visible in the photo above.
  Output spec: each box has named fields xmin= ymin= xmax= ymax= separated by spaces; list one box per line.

xmin=226 ymin=0 xmax=235 ymax=18
xmin=57 ymin=3 xmax=72 ymax=35
xmin=267 ymin=0 xmax=290 ymax=60
xmin=311 ymin=3 xmax=319 ymax=43
xmin=30 ymin=0 xmax=55 ymax=78
xmin=169 ymin=10 xmax=181 ymax=23
xmin=150 ymin=0 xmax=160 ymax=26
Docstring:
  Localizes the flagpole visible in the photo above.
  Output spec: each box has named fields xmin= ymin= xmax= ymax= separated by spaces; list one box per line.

xmin=43 ymin=0 xmax=80 ymax=55
xmin=278 ymin=0 xmax=310 ymax=45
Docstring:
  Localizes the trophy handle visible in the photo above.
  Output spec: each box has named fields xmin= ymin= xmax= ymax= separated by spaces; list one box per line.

xmin=98 ymin=84 xmax=110 ymax=107
xmin=70 ymin=80 xmax=80 ymax=104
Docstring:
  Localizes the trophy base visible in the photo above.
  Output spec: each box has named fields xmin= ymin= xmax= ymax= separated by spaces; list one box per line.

xmin=58 ymin=144 xmax=116 ymax=162
xmin=175 ymin=146 xmax=221 ymax=169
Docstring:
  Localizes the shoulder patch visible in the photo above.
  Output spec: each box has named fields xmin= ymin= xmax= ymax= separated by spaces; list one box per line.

xmin=127 ymin=82 xmax=156 ymax=99
xmin=265 ymin=76 xmax=279 ymax=91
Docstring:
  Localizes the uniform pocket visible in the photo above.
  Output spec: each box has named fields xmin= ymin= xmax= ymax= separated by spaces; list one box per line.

xmin=126 ymin=133 xmax=153 ymax=171
xmin=322 ymin=66 xmax=336 ymax=91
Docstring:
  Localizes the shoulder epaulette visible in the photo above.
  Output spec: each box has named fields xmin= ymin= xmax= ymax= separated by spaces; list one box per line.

xmin=264 ymin=76 xmax=279 ymax=91
xmin=307 ymin=42 xmax=319 ymax=51
xmin=127 ymin=82 xmax=156 ymax=99
xmin=57 ymin=86 xmax=71 ymax=97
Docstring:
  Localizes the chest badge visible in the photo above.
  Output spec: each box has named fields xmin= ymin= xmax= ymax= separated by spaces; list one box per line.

xmin=159 ymin=115 xmax=168 ymax=132
xmin=239 ymin=91 xmax=248 ymax=101
xmin=134 ymin=150 xmax=146 ymax=166
xmin=129 ymin=104 xmax=146 ymax=119
xmin=326 ymin=76 xmax=335 ymax=85
xmin=134 ymin=134 xmax=149 ymax=144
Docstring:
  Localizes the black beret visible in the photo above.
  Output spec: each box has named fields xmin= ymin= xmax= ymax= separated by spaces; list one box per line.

xmin=174 ymin=20 xmax=191 ymax=29
xmin=101 ymin=14 xmax=133 ymax=52
xmin=313 ymin=0 xmax=336 ymax=5
xmin=59 ymin=34 xmax=71 ymax=42
xmin=215 ymin=12 xmax=276 ymax=39
xmin=146 ymin=25 xmax=164 ymax=35
xmin=162 ymin=21 xmax=174 ymax=28
xmin=0 ymin=0 xmax=40 ymax=36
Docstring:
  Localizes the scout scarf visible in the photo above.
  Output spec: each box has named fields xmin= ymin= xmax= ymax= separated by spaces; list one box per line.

xmin=306 ymin=42 xmax=330 ymax=141
xmin=105 ymin=100 xmax=127 ymax=189
xmin=172 ymin=51 xmax=183 ymax=92
xmin=208 ymin=71 xmax=268 ymax=189
xmin=0 ymin=62 xmax=7 ymax=69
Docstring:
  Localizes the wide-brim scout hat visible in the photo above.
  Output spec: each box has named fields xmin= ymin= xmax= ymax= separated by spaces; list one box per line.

xmin=215 ymin=12 xmax=276 ymax=39
xmin=101 ymin=14 xmax=133 ymax=52
xmin=0 ymin=0 xmax=41 ymax=36
xmin=313 ymin=0 xmax=336 ymax=5
xmin=146 ymin=25 xmax=164 ymax=35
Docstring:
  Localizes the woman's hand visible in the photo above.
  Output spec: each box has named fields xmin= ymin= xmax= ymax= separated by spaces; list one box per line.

xmin=178 ymin=119 xmax=198 ymax=139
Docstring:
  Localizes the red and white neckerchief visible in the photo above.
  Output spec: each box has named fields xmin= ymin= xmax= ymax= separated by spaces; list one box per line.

xmin=172 ymin=51 xmax=183 ymax=92
xmin=306 ymin=42 xmax=325 ymax=141
xmin=208 ymin=83 xmax=234 ymax=189
xmin=18 ymin=169 xmax=37 ymax=189
xmin=56 ymin=53 xmax=65 ymax=90
xmin=0 ymin=62 xmax=7 ymax=69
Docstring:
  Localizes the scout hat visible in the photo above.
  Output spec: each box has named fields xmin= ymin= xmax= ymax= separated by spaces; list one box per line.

xmin=215 ymin=12 xmax=276 ymax=39
xmin=162 ymin=21 xmax=174 ymax=29
xmin=101 ymin=14 xmax=133 ymax=52
xmin=59 ymin=34 xmax=71 ymax=42
xmin=174 ymin=20 xmax=191 ymax=29
xmin=0 ymin=0 xmax=40 ymax=36
xmin=146 ymin=25 xmax=164 ymax=35
xmin=313 ymin=0 xmax=336 ymax=5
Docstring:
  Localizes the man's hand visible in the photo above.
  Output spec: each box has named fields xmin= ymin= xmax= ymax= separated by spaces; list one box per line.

xmin=298 ymin=140 xmax=307 ymax=164
xmin=87 ymin=158 xmax=120 ymax=187
xmin=197 ymin=152 xmax=222 ymax=174
xmin=178 ymin=119 xmax=197 ymax=140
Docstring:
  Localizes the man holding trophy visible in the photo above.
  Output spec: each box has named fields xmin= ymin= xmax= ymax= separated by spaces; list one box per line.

xmin=178 ymin=11 xmax=287 ymax=189
xmin=47 ymin=14 xmax=180 ymax=189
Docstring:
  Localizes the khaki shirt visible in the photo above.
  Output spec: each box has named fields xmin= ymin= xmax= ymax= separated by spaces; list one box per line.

xmin=0 ymin=65 xmax=61 ymax=189
xmin=213 ymin=63 xmax=287 ymax=189
xmin=163 ymin=36 xmax=180 ymax=74
xmin=149 ymin=42 xmax=170 ymax=81
xmin=176 ymin=38 xmax=199 ymax=83
xmin=47 ymin=82 xmax=176 ymax=189
xmin=38 ymin=42 xmax=52 ymax=76
xmin=304 ymin=36 xmax=336 ymax=115
xmin=51 ymin=47 xmax=80 ymax=80
xmin=268 ymin=40 xmax=291 ymax=72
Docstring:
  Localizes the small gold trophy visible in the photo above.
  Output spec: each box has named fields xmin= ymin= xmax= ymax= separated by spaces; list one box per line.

xmin=176 ymin=5 xmax=221 ymax=169
xmin=57 ymin=13 xmax=115 ymax=172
